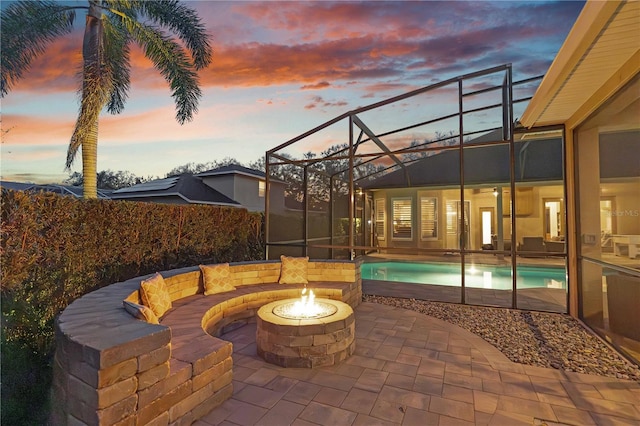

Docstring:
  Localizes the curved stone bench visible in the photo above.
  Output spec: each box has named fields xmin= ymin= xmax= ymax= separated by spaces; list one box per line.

xmin=50 ymin=259 xmax=362 ymax=425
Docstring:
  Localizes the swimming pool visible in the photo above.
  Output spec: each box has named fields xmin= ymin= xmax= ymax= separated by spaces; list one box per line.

xmin=361 ymin=262 xmax=566 ymax=290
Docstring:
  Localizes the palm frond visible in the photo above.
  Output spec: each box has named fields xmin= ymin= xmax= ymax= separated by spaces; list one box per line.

xmin=107 ymin=12 xmax=202 ymax=124
xmin=66 ymin=80 xmax=103 ymax=169
xmin=1 ymin=1 xmax=77 ymax=96
xmin=67 ymin=62 xmax=111 ymax=169
xmin=106 ymin=0 xmax=212 ymax=70
xmin=102 ymin=18 xmax=131 ymax=114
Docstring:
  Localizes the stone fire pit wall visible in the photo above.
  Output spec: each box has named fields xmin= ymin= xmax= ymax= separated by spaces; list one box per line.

xmin=256 ymin=299 xmax=356 ymax=368
xmin=50 ymin=259 xmax=361 ymax=425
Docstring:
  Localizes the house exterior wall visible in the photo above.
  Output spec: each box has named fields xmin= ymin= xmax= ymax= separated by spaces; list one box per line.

xmin=232 ymin=175 xmax=265 ymax=212
xmin=201 ymin=174 xmax=265 ymax=212
xmin=201 ymin=175 xmax=236 ymax=201
xmin=201 ymin=174 xmax=290 ymax=213
xmin=371 ymin=185 xmax=566 ymax=252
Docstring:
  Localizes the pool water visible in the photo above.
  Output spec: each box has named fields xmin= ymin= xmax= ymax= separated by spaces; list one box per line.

xmin=361 ymin=262 xmax=566 ymax=290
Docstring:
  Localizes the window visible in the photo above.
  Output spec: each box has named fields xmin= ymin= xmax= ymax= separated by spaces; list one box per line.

xmin=420 ymin=197 xmax=438 ymax=240
xmin=258 ymin=181 xmax=266 ymax=197
xmin=392 ymin=198 xmax=412 ymax=240
xmin=375 ymin=198 xmax=386 ymax=240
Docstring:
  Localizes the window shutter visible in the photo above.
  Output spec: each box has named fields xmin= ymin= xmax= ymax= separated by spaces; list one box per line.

xmin=420 ymin=197 xmax=437 ymax=240
xmin=392 ymin=198 xmax=412 ymax=239
xmin=375 ymin=199 xmax=386 ymax=240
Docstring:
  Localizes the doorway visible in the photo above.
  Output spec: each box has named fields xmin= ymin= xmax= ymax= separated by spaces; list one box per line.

xmin=480 ymin=207 xmax=495 ymax=248
xmin=543 ymin=198 xmax=564 ymax=241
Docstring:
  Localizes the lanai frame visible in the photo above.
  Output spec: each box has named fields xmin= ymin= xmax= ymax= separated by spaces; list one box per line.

xmin=265 ymin=64 xmax=561 ymax=308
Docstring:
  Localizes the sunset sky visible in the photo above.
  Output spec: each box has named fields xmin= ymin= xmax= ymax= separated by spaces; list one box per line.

xmin=1 ymin=0 xmax=585 ymax=184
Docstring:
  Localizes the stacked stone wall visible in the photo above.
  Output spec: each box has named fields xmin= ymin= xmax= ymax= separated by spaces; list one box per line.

xmin=51 ymin=259 xmax=361 ymax=425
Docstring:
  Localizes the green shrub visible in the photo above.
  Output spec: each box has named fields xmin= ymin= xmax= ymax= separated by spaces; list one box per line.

xmin=0 ymin=189 xmax=264 ymax=424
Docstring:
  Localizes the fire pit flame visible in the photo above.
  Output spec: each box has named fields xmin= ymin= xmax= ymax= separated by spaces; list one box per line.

xmin=292 ymin=288 xmax=317 ymax=316
xmin=272 ymin=288 xmax=338 ymax=319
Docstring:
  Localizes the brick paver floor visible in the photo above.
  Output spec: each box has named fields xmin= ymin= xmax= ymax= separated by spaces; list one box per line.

xmin=195 ymin=302 xmax=640 ymax=426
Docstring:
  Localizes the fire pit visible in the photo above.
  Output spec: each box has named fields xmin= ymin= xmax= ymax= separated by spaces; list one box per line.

xmin=256 ymin=289 xmax=355 ymax=368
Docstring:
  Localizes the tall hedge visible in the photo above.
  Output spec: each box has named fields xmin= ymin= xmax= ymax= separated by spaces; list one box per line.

xmin=0 ymin=189 xmax=264 ymax=424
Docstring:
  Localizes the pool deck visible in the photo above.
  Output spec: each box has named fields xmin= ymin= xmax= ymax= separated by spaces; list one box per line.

xmin=196 ymin=302 xmax=640 ymax=426
xmin=364 ymin=280 xmax=567 ymax=313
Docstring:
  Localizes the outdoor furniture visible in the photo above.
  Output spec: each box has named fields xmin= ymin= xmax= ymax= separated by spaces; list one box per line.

xmin=50 ymin=259 xmax=362 ymax=425
xmin=612 ymin=235 xmax=640 ymax=259
xmin=545 ymin=240 xmax=565 ymax=253
xmin=519 ymin=236 xmax=546 ymax=257
xmin=490 ymin=235 xmax=512 ymax=251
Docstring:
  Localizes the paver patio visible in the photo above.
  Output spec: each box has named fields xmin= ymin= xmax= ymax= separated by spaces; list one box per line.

xmin=195 ymin=302 xmax=640 ymax=426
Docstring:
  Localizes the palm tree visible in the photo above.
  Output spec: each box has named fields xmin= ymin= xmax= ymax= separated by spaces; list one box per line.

xmin=1 ymin=0 xmax=212 ymax=198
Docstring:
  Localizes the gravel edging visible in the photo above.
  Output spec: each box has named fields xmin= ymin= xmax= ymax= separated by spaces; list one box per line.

xmin=363 ymin=294 xmax=640 ymax=382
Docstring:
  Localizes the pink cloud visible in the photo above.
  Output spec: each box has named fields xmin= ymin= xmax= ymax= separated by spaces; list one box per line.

xmin=1 ymin=114 xmax=75 ymax=146
xmin=360 ymin=82 xmax=418 ymax=98
xmin=232 ymin=2 xmax=443 ymax=42
xmin=304 ymin=96 xmax=348 ymax=111
xmin=7 ymin=32 xmax=80 ymax=94
xmin=301 ymin=81 xmax=331 ymax=90
xmin=5 ymin=1 xmax=584 ymax=102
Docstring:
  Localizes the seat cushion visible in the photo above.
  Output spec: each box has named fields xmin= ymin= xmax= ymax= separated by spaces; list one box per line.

xmin=140 ymin=272 xmax=172 ymax=318
xmin=279 ymin=256 xmax=309 ymax=284
xmin=200 ymin=263 xmax=236 ymax=295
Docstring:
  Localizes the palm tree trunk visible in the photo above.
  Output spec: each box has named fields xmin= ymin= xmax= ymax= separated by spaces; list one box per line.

xmin=82 ymin=121 xmax=99 ymax=198
xmin=80 ymin=1 xmax=103 ymax=199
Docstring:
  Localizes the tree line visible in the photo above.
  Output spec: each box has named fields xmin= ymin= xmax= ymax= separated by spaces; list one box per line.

xmin=63 ymin=132 xmax=456 ymax=205
xmin=63 ymin=156 xmax=254 ymax=190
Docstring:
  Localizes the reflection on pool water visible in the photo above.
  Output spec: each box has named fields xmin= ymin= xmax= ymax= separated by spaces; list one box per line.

xmin=361 ymin=262 xmax=566 ymax=290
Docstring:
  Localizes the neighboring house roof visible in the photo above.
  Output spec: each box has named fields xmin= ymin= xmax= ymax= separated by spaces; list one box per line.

xmin=361 ymin=130 xmax=564 ymax=189
xmin=196 ymin=164 xmax=287 ymax=184
xmin=0 ymin=181 xmax=112 ymax=199
xmin=521 ymin=0 xmax=640 ymax=128
xmin=196 ymin=164 xmax=266 ymax=179
xmin=111 ymin=174 xmax=241 ymax=206
xmin=1 ymin=181 xmax=36 ymax=191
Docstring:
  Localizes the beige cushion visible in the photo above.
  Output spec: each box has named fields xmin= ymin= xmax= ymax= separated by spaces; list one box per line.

xmin=140 ymin=273 xmax=172 ymax=318
xmin=122 ymin=300 xmax=159 ymax=324
xmin=200 ymin=263 xmax=236 ymax=295
xmin=279 ymin=255 xmax=309 ymax=284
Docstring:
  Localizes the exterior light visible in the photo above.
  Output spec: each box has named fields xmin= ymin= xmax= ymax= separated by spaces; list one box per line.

xmin=493 ymin=188 xmax=498 ymax=197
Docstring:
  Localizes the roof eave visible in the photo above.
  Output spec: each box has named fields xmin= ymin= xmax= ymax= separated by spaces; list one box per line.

xmin=520 ymin=0 xmax=634 ymax=129
xmin=112 ymin=191 xmax=240 ymax=206
xmin=176 ymin=193 xmax=242 ymax=207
